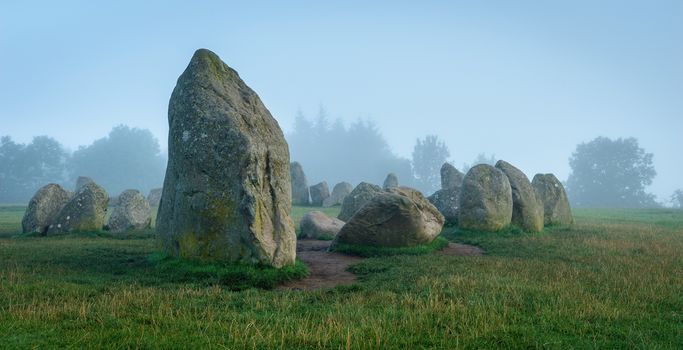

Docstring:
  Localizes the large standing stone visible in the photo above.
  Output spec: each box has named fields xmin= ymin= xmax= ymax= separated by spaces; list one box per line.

xmin=331 ymin=186 xmax=444 ymax=248
xmin=458 ymin=164 xmax=513 ymax=231
xmin=323 ymin=182 xmax=353 ymax=207
xmin=156 ymin=48 xmax=296 ymax=268
xmin=75 ymin=176 xmax=94 ymax=191
xmin=337 ymin=182 xmax=383 ymax=221
xmin=299 ymin=211 xmax=345 ymax=240
xmin=147 ymin=188 xmax=163 ymax=207
xmin=441 ymin=163 xmax=464 ymax=190
xmin=428 ymin=188 xmax=460 ymax=225
xmin=47 ymin=182 xmax=109 ymax=235
xmin=21 ymin=184 xmax=71 ymax=234
xmin=309 ymin=181 xmax=330 ymax=207
xmin=495 ymin=160 xmax=544 ymax=232
xmin=383 ymin=173 xmax=399 ymax=189
xmin=107 ymin=189 xmax=152 ymax=232
xmin=290 ymin=162 xmax=310 ymax=206
xmin=532 ymin=174 xmax=573 ymax=226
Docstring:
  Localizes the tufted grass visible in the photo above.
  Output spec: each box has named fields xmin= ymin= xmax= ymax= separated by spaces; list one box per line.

xmin=1 ymin=205 xmax=682 ymax=348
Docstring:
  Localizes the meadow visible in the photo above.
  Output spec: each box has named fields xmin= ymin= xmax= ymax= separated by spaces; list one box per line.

xmin=1 ymin=205 xmax=682 ymax=349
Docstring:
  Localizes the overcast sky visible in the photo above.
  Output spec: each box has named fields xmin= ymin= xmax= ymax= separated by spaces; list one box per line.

xmin=1 ymin=0 xmax=681 ymax=201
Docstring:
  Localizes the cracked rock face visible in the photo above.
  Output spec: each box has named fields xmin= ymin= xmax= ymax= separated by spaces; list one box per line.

xmin=156 ymin=49 xmax=296 ymax=268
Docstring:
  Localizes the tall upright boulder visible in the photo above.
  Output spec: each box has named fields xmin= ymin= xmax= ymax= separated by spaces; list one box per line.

xmin=495 ymin=160 xmax=544 ymax=232
xmin=532 ymin=174 xmax=573 ymax=226
xmin=290 ymin=161 xmax=310 ymax=206
xmin=309 ymin=181 xmax=330 ymax=206
xmin=383 ymin=173 xmax=399 ymax=189
xmin=21 ymin=184 xmax=71 ymax=234
xmin=156 ymin=49 xmax=296 ymax=268
xmin=338 ymin=182 xmax=383 ymax=221
xmin=107 ymin=189 xmax=152 ymax=232
xmin=441 ymin=163 xmax=464 ymax=190
xmin=47 ymin=182 xmax=109 ymax=235
xmin=323 ymin=182 xmax=353 ymax=207
xmin=458 ymin=164 xmax=513 ymax=231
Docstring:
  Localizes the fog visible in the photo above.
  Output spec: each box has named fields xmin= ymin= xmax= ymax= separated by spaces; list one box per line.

xmin=1 ymin=1 xmax=681 ymax=204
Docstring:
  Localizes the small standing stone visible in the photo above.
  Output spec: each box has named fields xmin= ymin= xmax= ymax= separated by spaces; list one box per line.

xmin=496 ymin=160 xmax=544 ymax=232
xmin=532 ymin=174 xmax=573 ymax=226
xmin=147 ymin=188 xmax=163 ymax=207
xmin=47 ymin=182 xmax=109 ymax=235
xmin=107 ymin=189 xmax=152 ymax=232
xmin=309 ymin=181 xmax=330 ymax=207
xmin=441 ymin=163 xmax=464 ymax=190
xmin=383 ymin=173 xmax=399 ymax=189
xmin=337 ymin=182 xmax=383 ymax=221
xmin=21 ymin=184 xmax=71 ymax=234
xmin=322 ymin=182 xmax=353 ymax=207
xmin=290 ymin=162 xmax=310 ymax=206
xmin=458 ymin=164 xmax=513 ymax=232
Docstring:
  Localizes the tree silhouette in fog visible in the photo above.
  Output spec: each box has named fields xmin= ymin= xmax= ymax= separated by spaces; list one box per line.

xmin=671 ymin=190 xmax=683 ymax=208
xmin=567 ymin=137 xmax=658 ymax=208
xmin=70 ymin=125 xmax=165 ymax=196
xmin=287 ymin=109 xmax=414 ymax=189
xmin=411 ymin=135 xmax=450 ymax=194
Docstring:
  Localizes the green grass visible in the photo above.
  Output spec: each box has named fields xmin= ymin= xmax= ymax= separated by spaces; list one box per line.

xmin=1 ymin=206 xmax=682 ymax=348
xmin=331 ymin=236 xmax=450 ymax=257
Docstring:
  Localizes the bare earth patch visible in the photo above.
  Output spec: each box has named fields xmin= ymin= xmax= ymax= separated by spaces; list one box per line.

xmin=279 ymin=240 xmax=484 ymax=291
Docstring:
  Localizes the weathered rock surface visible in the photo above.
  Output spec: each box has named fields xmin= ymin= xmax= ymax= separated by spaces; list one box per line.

xmin=147 ymin=188 xmax=163 ymax=207
xmin=107 ymin=189 xmax=152 ymax=232
xmin=309 ymin=181 xmax=330 ymax=207
xmin=323 ymin=182 xmax=353 ymax=207
xmin=290 ymin=162 xmax=310 ymax=206
xmin=458 ymin=164 xmax=513 ymax=231
xmin=383 ymin=173 xmax=398 ymax=189
xmin=441 ymin=163 xmax=464 ymax=190
xmin=428 ymin=188 xmax=460 ymax=225
xmin=155 ymin=48 xmax=296 ymax=268
xmin=337 ymin=182 xmax=383 ymax=221
xmin=331 ymin=186 xmax=444 ymax=248
xmin=496 ymin=160 xmax=544 ymax=232
xmin=21 ymin=184 xmax=71 ymax=234
xmin=75 ymin=176 xmax=94 ymax=191
xmin=300 ymin=211 xmax=345 ymax=239
xmin=532 ymin=174 xmax=574 ymax=226
xmin=47 ymin=182 xmax=109 ymax=235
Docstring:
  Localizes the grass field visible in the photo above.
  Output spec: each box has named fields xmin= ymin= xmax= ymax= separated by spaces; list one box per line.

xmin=1 ymin=205 xmax=682 ymax=348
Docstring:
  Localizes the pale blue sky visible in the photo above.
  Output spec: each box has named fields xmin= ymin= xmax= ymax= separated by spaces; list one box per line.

xmin=1 ymin=1 xmax=681 ymax=200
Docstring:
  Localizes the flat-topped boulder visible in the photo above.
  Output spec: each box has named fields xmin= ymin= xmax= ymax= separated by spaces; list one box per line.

xmin=323 ymin=182 xmax=353 ymax=207
xmin=156 ymin=48 xmax=296 ymax=268
xmin=532 ymin=174 xmax=573 ymax=226
xmin=337 ymin=182 xmax=383 ymax=221
xmin=107 ymin=189 xmax=152 ymax=232
xmin=496 ymin=160 xmax=544 ymax=232
xmin=309 ymin=181 xmax=330 ymax=206
xmin=299 ymin=211 xmax=345 ymax=240
xmin=21 ymin=184 xmax=71 ymax=234
xmin=47 ymin=182 xmax=109 ymax=235
xmin=458 ymin=164 xmax=513 ymax=231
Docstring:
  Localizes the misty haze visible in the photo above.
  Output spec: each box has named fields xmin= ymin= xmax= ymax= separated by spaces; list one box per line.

xmin=1 ymin=1 xmax=681 ymax=348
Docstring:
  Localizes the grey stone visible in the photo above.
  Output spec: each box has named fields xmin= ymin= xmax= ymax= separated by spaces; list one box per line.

xmin=428 ymin=188 xmax=460 ymax=225
xmin=331 ymin=186 xmax=444 ymax=248
xmin=383 ymin=173 xmax=398 ymax=189
xmin=108 ymin=195 xmax=119 ymax=207
xmin=496 ymin=160 xmax=544 ymax=232
xmin=299 ymin=211 xmax=345 ymax=239
xmin=47 ymin=182 xmax=109 ymax=235
xmin=147 ymin=188 xmax=163 ymax=207
xmin=337 ymin=182 xmax=383 ymax=221
xmin=532 ymin=174 xmax=573 ymax=226
xmin=458 ymin=164 xmax=513 ymax=231
xmin=21 ymin=184 xmax=71 ymax=234
xmin=441 ymin=163 xmax=464 ymax=190
xmin=309 ymin=181 xmax=330 ymax=207
xmin=156 ymin=48 xmax=296 ymax=268
xmin=290 ymin=162 xmax=310 ymax=206
xmin=107 ymin=189 xmax=152 ymax=232
xmin=75 ymin=176 xmax=94 ymax=191
xmin=322 ymin=182 xmax=353 ymax=207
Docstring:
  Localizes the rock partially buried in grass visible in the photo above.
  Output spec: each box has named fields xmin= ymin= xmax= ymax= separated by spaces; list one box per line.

xmin=47 ymin=182 xmax=109 ymax=235
xmin=337 ymin=182 xmax=383 ymax=221
xmin=323 ymin=181 xmax=353 ymax=207
xmin=290 ymin=162 xmax=310 ymax=206
xmin=107 ymin=189 xmax=152 ymax=232
xmin=496 ymin=160 xmax=544 ymax=232
xmin=458 ymin=164 xmax=513 ymax=232
xmin=22 ymin=183 xmax=72 ymax=234
xmin=532 ymin=173 xmax=573 ymax=226
xmin=300 ymin=211 xmax=345 ymax=240
xmin=331 ymin=186 xmax=444 ymax=248
xmin=309 ymin=181 xmax=330 ymax=207
xmin=156 ymin=48 xmax=296 ymax=268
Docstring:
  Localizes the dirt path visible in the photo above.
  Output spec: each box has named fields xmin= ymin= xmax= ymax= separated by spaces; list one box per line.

xmin=278 ymin=240 xmax=484 ymax=291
